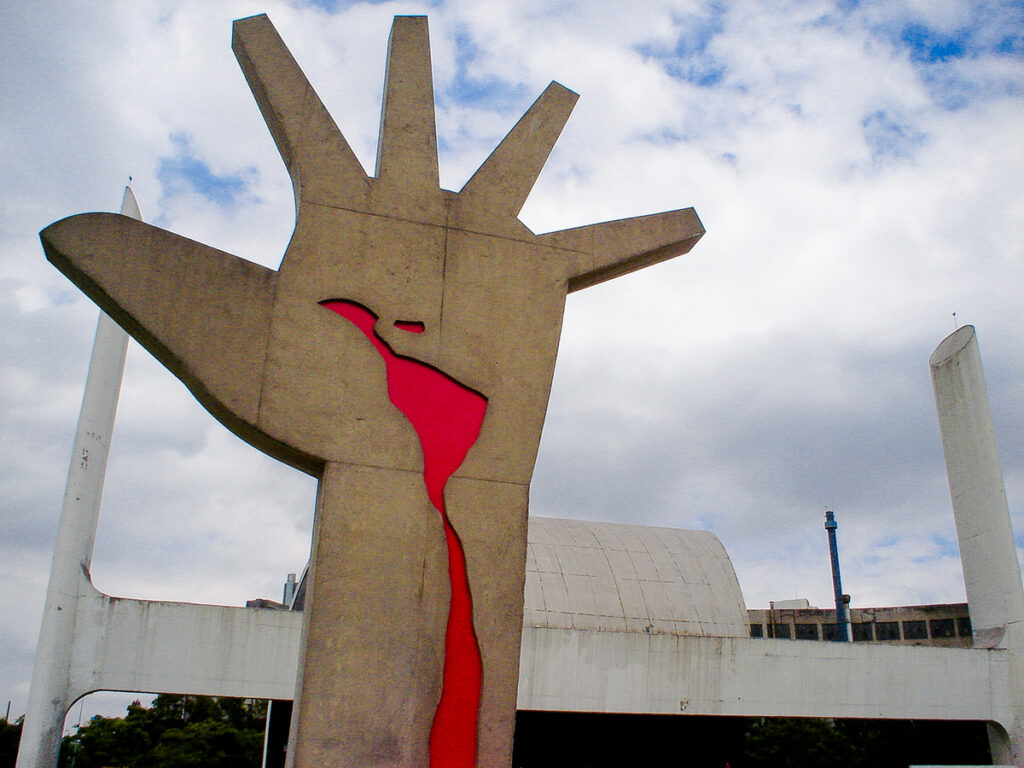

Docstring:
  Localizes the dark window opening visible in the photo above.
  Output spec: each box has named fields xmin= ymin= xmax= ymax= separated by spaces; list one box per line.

xmin=852 ymin=622 xmax=874 ymax=642
xmin=876 ymin=621 xmax=900 ymax=641
xmin=903 ymin=620 xmax=928 ymax=640
xmin=795 ymin=623 xmax=819 ymax=640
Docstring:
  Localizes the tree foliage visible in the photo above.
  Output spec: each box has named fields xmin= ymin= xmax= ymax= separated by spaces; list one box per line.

xmin=1 ymin=717 xmax=23 ymax=768
xmin=743 ymin=717 xmax=865 ymax=768
xmin=741 ymin=717 xmax=991 ymax=768
xmin=57 ymin=695 xmax=266 ymax=768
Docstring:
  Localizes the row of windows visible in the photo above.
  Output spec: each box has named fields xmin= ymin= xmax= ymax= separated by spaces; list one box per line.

xmin=749 ymin=616 xmax=971 ymax=642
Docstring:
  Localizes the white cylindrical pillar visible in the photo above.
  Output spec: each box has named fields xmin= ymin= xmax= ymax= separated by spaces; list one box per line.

xmin=930 ymin=325 xmax=1024 ymax=640
xmin=17 ymin=188 xmax=140 ymax=768
xmin=930 ymin=324 xmax=1024 ymax=765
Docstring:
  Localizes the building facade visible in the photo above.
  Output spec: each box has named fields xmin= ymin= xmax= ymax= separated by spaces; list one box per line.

xmin=748 ymin=601 xmax=972 ymax=647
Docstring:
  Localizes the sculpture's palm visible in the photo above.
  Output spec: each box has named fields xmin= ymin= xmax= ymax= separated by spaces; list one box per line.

xmin=40 ymin=14 xmax=703 ymax=768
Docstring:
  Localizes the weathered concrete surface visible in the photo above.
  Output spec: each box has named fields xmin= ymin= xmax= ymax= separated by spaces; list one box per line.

xmin=930 ymin=325 xmax=1024 ymax=765
xmin=523 ymin=517 xmax=748 ymax=638
xmin=517 ymin=629 xmax=1013 ymax=726
xmin=287 ymin=463 xmax=449 ymax=768
xmin=70 ymin=575 xmax=302 ymax=700
xmin=930 ymin=326 xmax=1024 ymax=642
xmin=40 ymin=14 xmax=703 ymax=768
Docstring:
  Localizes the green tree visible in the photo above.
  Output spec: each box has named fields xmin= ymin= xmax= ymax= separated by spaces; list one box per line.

xmin=743 ymin=717 xmax=860 ymax=768
xmin=137 ymin=719 xmax=264 ymax=768
xmin=741 ymin=716 xmax=991 ymax=768
xmin=1 ymin=716 xmax=23 ymax=768
xmin=59 ymin=701 xmax=153 ymax=768
xmin=58 ymin=695 xmax=266 ymax=768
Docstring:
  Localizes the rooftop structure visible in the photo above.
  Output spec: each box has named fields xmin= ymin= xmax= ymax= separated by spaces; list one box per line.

xmin=748 ymin=602 xmax=972 ymax=647
xmin=524 ymin=517 xmax=747 ymax=638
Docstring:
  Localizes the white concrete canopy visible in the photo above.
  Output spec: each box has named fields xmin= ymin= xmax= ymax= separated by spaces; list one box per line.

xmin=34 ymin=517 xmax=1014 ymax=732
xmin=517 ymin=629 xmax=1012 ymax=723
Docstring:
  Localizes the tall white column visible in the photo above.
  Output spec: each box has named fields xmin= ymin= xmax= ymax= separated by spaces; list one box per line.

xmin=930 ymin=324 xmax=1024 ymax=765
xmin=17 ymin=188 xmax=140 ymax=768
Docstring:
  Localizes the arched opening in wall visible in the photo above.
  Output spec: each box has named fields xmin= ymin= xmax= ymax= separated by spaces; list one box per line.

xmin=59 ymin=692 xmax=269 ymax=768
xmin=88 ymin=342 xmax=317 ymax=610
xmin=985 ymin=720 xmax=1014 ymax=766
xmin=510 ymin=712 xmax=993 ymax=768
xmin=69 ymin=344 xmax=317 ymax=733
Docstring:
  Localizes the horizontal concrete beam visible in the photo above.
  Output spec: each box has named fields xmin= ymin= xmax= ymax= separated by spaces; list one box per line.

xmin=63 ymin=586 xmax=1012 ymax=731
xmin=518 ymin=627 xmax=1013 ymax=727
xmin=67 ymin=576 xmax=303 ymax=703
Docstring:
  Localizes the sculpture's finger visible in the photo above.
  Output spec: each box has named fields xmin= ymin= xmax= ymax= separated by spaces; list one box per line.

xmin=39 ymin=214 xmax=300 ymax=469
xmin=457 ymin=82 xmax=578 ymax=233
xmin=232 ymin=14 xmax=369 ymax=212
xmin=375 ymin=16 xmax=441 ymax=217
xmin=538 ymin=207 xmax=705 ymax=291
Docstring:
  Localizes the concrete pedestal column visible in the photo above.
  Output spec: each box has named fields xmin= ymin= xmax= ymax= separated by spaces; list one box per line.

xmin=930 ymin=325 xmax=1024 ymax=765
xmin=16 ymin=188 xmax=139 ymax=768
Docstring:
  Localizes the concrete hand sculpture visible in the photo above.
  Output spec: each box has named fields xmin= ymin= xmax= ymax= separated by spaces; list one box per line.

xmin=40 ymin=14 xmax=703 ymax=768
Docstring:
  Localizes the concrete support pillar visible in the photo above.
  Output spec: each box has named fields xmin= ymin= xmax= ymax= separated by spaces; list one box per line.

xmin=17 ymin=188 xmax=139 ymax=768
xmin=930 ymin=325 xmax=1024 ymax=765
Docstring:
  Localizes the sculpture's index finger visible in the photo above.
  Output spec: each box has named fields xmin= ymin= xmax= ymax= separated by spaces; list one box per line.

xmin=232 ymin=14 xmax=369 ymax=211
xmin=456 ymin=82 xmax=578 ymax=234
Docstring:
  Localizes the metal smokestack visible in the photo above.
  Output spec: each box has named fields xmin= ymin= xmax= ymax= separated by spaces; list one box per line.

xmin=824 ymin=510 xmax=848 ymax=642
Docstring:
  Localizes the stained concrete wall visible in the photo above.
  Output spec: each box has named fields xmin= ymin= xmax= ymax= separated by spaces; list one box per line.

xmin=517 ymin=628 xmax=1012 ymax=725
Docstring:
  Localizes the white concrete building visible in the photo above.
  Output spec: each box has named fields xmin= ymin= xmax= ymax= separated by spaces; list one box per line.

xmin=19 ymin=315 xmax=1022 ymax=767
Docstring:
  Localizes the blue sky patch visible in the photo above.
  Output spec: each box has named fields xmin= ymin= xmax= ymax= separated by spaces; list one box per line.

xmin=933 ymin=536 xmax=962 ymax=560
xmin=296 ymin=0 xmax=428 ymax=10
xmin=861 ymin=110 xmax=926 ymax=162
xmin=997 ymin=33 xmax=1024 ymax=55
xmin=664 ymin=60 xmax=726 ymax=88
xmin=157 ymin=134 xmax=254 ymax=207
xmin=634 ymin=4 xmax=728 ymax=88
xmin=895 ymin=8 xmax=1024 ymax=65
xmin=917 ymin=69 xmax=973 ymax=111
xmin=439 ymin=28 xmax=529 ymax=111
xmin=672 ymin=2 xmax=727 ymax=57
xmin=882 ymin=7 xmax=1024 ymax=110
xmin=901 ymin=23 xmax=967 ymax=63
xmin=50 ymin=288 xmax=81 ymax=307
xmin=443 ymin=75 xmax=527 ymax=110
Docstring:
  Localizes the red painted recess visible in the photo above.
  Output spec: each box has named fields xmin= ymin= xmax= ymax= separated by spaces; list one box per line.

xmin=394 ymin=319 xmax=426 ymax=333
xmin=321 ymin=299 xmax=486 ymax=768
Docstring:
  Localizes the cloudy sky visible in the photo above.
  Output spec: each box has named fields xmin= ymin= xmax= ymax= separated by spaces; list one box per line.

xmin=2 ymin=0 xmax=1021 ymax=724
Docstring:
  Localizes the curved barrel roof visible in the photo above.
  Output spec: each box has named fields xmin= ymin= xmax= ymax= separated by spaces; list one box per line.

xmin=524 ymin=517 xmax=748 ymax=638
